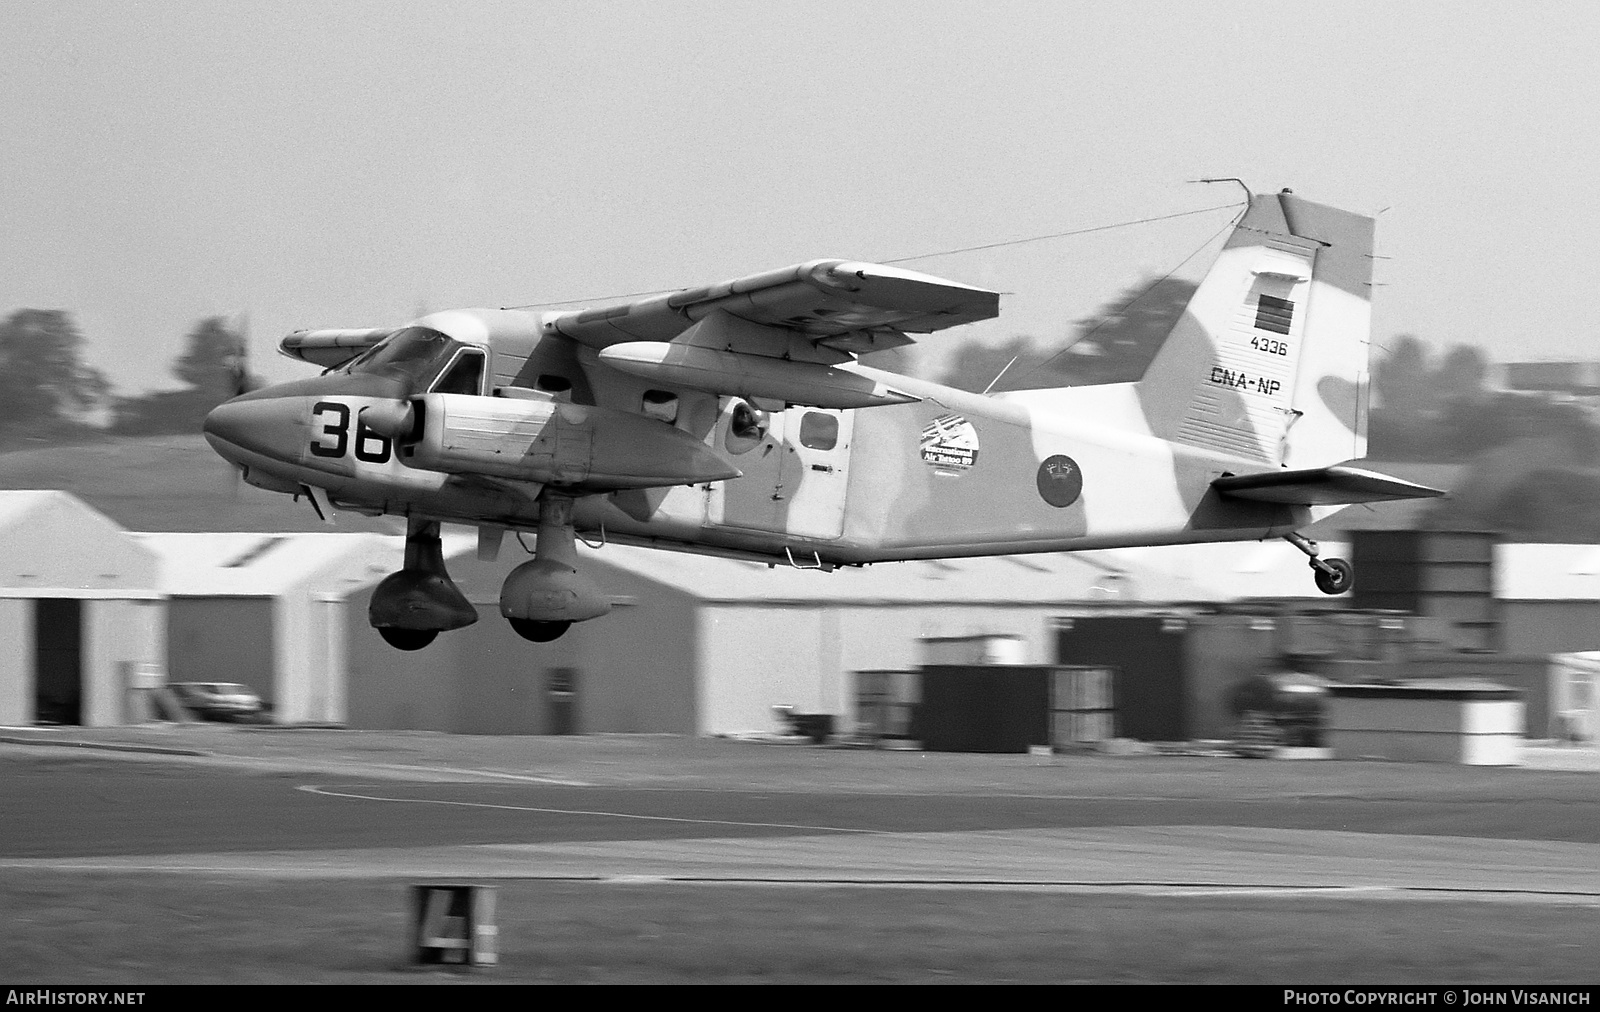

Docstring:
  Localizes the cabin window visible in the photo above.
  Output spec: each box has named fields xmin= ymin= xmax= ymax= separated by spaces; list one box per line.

xmin=430 ymin=350 xmax=486 ymax=395
xmin=642 ymin=389 xmax=679 ymax=424
xmin=729 ymin=401 xmax=766 ymax=441
xmin=799 ymin=411 xmax=839 ymax=450
xmin=536 ymin=374 xmax=572 ymax=393
xmin=724 ymin=400 xmax=768 ymax=454
xmin=346 ymin=326 xmax=456 ymax=385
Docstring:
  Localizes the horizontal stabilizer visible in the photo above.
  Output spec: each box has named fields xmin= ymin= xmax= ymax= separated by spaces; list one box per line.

xmin=1212 ymin=464 xmax=1446 ymax=505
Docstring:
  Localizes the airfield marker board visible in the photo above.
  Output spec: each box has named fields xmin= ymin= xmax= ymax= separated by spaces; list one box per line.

xmin=411 ymin=883 xmax=498 ymax=967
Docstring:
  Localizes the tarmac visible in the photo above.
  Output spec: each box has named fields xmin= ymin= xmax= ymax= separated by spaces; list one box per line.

xmin=2 ymin=724 xmax=1599 ymax=903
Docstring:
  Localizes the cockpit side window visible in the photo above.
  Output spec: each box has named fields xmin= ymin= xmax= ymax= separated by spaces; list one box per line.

xmin=345 ymin=327 xmax=459 ymax=386
xmin=430 ymin=349 xmax=486 ymax=396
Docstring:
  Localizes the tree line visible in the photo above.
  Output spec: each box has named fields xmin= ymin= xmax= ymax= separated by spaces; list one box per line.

xmin=1368 ymin=335 xmax=1594 ymax=462
xmin=932 ymin=278 xmax=1598 ymax=467
xmin=0 ymin=310 xmax=257 ymax=446
xmin=3 ymin=295 xmax=1594 ymax=474
xmin=925 ymin=281 xmax=1600 ymax=540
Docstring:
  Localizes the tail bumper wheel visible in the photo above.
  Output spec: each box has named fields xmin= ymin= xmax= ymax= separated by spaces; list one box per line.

xmin=1313 ymin=557 xmax=1354 ymax=595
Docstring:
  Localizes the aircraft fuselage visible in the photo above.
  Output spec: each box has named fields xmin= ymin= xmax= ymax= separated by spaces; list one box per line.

xmin=205 ymin=346 xmax=1306 ymax=569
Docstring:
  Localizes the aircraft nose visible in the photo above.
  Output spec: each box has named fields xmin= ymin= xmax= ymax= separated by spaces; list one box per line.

xmin=203 ymin=395 xmax=305 ymax=463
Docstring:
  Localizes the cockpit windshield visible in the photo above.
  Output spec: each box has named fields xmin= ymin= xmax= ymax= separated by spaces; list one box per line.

xmin=343 ymin=327 xmax=462 ymax=386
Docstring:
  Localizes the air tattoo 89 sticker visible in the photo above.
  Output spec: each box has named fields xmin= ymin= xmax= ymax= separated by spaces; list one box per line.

xmin=920 ymin=414 xmax=979 ymax=471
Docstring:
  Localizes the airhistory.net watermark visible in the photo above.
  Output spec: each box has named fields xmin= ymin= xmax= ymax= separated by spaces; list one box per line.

xmin=5 ymin=993 xmax=145 ymax=1006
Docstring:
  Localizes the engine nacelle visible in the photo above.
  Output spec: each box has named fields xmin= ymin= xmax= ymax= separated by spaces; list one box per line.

xmin=403 ymin=393 xmax=740 ymax=491
xmin=599 ymin=338 xmax=920 ymax=409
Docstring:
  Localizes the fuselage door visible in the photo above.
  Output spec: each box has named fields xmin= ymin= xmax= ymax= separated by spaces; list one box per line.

xmin=709 ymin=404 xmax=853 ymax=541
xmin=782 ymin=407 xmax=852 ymax=540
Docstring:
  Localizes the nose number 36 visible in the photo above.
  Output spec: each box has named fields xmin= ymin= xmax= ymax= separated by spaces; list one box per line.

xmin=309 ymin=400 xmax=392 ymax=464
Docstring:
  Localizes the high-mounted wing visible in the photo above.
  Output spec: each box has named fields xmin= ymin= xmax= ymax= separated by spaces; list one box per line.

xmin=551 ymin=259 xmax=999 ymax=355
xmin=1212 ymin=464 xmax=1446 ymax=506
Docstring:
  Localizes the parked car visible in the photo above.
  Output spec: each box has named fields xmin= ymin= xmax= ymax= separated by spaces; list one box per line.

xmin=168 ymin=682 xmax=266 ymax=722
xmin=1228 ymin=667 xmax=1330 ymax=749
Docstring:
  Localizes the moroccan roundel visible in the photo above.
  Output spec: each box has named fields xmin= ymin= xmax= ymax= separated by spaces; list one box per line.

xmin=1036 ymin=454 xmax=1083 ymax=508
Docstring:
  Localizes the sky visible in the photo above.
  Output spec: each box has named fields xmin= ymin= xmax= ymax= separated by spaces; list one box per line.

xmin=2 ymin=1 xmax=1596 ymax=395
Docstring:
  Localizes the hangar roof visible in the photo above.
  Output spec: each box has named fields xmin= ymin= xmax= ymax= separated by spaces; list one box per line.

xmin=1495 ymin=544 xmax=1600 ymax=601
xmin=281 ymin=528 xmax=1348 ymax=607
xmin=133 ymin=532 xmax=411 ymax=596
xmin=0 ymin=490 xmax=56 ymax=528
xmin=1107 ymin=540 xmax=1347 ymax=602
xmin=518 ymin=539 xmax=1323 ymax=606
xmin=141 ymin=531 xmax=1600 ymax=607
xmin=0 ymin=490 xmax=160 ymax=598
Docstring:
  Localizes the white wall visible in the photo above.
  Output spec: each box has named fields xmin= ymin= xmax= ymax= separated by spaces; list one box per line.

xmin=838 ymin=604 xmax=1058 ymax=671
xmin=0 ymin=599 xmax=31 ymax=725
xmin=83 ymin=599 xmax=164 ymax=727
xmin=314 ymin=596 xmax=348 ymax=725
xmin=273 ymin=593 xmax=310 ymax=724
xmin=698 ymin=606 xmax=829 ymax=734
xmin=271 ymin=589 xmax=346 ymax=725
xmin=696 ymin=602 xmax=1067 ymax=735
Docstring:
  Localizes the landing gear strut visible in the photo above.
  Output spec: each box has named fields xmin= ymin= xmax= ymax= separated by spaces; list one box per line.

xmin=1284 ymin=532 xmax=1353 ymax=595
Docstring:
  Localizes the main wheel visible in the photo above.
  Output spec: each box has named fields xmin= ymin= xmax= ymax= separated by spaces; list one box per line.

xmin=378 ymin=627 xmax=438 ymax=651
xmin=509 ymin=618 xmax=572 ymax=642
xmin=1313 ymin=557 xmax=1354 ymax=595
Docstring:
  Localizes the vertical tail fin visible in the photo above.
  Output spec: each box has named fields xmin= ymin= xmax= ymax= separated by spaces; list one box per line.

xmin=1135 ymin=190 xmax=1373 ymax=468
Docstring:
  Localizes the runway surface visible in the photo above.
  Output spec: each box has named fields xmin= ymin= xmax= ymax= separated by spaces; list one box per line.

xmin=3 ymin=731 xmax=1599 ymax=903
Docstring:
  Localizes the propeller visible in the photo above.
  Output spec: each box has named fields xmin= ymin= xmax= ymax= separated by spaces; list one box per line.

xmin=224 ymin=314 xmax=256 ymax=497
xmin=228 ymin=312 xmax=262 ymax=398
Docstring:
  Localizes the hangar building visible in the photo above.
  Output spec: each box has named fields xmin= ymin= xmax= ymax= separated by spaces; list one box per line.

xmin=0 ymin=491 xmax=163 ymax=726
xmin=340 ymin=540 xmax=1219 ymax=736
xmin=5 ymin=492 xmax=1600 ymax=743
xmin=134 ymin=532 xmax=410 ymax=725
xmin=1496 ymin=544 xmax=1600 ymax=655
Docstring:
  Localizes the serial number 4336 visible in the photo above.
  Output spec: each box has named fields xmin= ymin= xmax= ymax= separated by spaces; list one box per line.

xmin=1250 ymin=336 xmax=1289 ymax=356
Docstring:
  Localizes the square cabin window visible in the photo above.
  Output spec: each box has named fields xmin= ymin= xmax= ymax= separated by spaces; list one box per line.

xmin=799 ymin=411 xmax=839 ymax=450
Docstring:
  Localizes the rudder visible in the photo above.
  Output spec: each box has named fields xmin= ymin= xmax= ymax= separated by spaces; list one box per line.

xmin=1135 ymin=190 xmax=1373 ymax=469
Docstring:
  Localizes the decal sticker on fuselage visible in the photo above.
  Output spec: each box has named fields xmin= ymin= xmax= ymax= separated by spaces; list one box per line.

xmin=1036 ymin=454 xmax=1083 ymax=508
xmin=919 ymin=414 xmax=979 ymax=472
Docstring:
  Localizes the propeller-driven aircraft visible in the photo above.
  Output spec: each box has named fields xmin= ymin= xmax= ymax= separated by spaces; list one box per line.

xmin=204 ymin=190 xmax=1444 ymax=649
